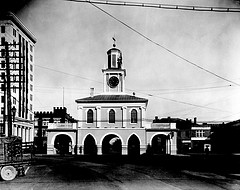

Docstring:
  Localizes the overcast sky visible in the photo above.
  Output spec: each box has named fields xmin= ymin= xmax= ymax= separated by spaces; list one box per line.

xmin=14 ymin=0 xmax=240 ymax=122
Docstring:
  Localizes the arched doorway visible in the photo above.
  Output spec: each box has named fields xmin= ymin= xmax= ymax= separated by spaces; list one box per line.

xmin=152 ymin=134 xmax=167 ymax=155
xmin=84 ymin=134 xmax=97 ymax=155
xmin=128 ymin=135 xmax=140 ymax=156
xmin=54 ymin=134 xmax=72 ymax=155
xmin=102 ymin=134 xmax=122 ymax=155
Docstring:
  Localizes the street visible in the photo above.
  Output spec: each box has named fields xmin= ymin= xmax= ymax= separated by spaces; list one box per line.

xmin=1 ymin=155 xmax=240 ymax=190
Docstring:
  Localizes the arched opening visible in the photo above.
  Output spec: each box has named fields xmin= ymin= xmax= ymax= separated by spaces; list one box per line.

xmin=87 ymin=109 xmax=93 ymax=123
xmin=54 ymin=134 xmax=72 ymax=155
xmin=152 ymin=134 xmax=167 ymax=155
xmin=109 ymin=109 xmax=115 ymax=123
xmin=128 ymin=134 xmax=140 ymax=156
xmin=131 ymin=109 xmax=138 ymax=123
xmin=84 ymin=134 xmax=97 ymax=155
xmin=102 ymin=134 xmax=122 ymax=155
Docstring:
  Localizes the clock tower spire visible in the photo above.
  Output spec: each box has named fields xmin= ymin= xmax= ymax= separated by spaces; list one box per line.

xmin=102 ymin=41 xmax=126 ymax=94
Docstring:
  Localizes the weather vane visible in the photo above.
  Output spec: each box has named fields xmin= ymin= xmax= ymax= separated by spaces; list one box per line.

xmin=112 ymin=36 xmax=116 ymax=47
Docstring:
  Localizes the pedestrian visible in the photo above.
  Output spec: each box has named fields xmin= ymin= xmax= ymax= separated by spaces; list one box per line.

xmin=205 ymin=145 xmax=209 ymax=156
xmin=74 ymin=145 xmax=77 ymax=155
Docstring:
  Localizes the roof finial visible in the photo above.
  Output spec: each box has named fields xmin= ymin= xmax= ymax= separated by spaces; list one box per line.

xmin=112 ymin=36 xmax=116 ymax=47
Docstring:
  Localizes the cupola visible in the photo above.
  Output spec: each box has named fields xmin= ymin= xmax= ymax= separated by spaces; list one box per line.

xmin=107 ymin=43 xmax=122 ymax=69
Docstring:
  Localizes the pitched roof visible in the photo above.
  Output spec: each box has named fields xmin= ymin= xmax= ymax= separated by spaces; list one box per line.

xmin=75 ymin=94 xmax=148 ymax=104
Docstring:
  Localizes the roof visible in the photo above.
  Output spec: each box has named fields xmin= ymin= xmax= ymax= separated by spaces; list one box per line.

xmin=0 ymin=12 xmax=37 ymax=43
xmin=75 ymin=94 xmax=148 ymax=104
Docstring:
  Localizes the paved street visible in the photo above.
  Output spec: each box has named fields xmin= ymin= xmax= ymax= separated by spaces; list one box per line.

xmin=1 ymin=155 xmax=240 ymax=190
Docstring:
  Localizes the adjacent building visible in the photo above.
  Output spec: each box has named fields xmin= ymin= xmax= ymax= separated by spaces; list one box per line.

xmin=0 ymin=12 xmax=36 ymax=142
xmin=34 ymin=107 xmax=76 ymax=154
xmin=191 ymin=121 xmax=212 ymax=153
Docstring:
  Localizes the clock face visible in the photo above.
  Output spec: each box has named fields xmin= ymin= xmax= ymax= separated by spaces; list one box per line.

xmin=108 ymin=76 xmax=119 ymax=88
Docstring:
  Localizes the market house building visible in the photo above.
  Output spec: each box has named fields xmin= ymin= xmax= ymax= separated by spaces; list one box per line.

xmin=46 ymin=43 xmax=178 ymax=155
xmin=75 ymin=44 xmax=148 ymax=155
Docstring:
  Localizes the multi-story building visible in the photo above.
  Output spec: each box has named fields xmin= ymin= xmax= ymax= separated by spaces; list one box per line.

xmin=0 ymin=12 xmax=36 ymax=142
xmin=34 ymin=107 xmax=76 ymax=154
xmin=191 ymin=121 xmax=212 ymax=153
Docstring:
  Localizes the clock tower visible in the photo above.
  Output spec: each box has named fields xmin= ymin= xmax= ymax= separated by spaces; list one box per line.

xmin=102 ymin=42 xmax=126 ymax=94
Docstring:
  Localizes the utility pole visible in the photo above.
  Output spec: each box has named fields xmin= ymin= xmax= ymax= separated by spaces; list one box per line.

xmin=5 ymin=42 xmax=12 ymax=137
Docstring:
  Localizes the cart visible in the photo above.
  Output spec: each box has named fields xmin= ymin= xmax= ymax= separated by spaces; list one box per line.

xmin=0 ymin=136 xmax=34 ymax=181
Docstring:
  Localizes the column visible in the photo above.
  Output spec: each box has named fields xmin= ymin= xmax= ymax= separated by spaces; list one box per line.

xmin=26 ymin=128 xmax=29 ymax=142
xmin=77 ymin=106 xmax=83 ymax=128
xmin=96 ymin=106 xmax=101 ymax=128
xmin=18 ymin=127 xmax=21 ymax=138
xmin=97 ymin=145 xmax=102 ymax=155
xmin=22 ymin=128 xmax=26 ymax=142
xmin=122 ymin=106 xmax=127 ymax=128
xmin=29 ymin=127 xmax=33 ymax=142
xmin=103 ymin=73 xmax=107 ymax=93
xmin=122 ymin=145 xmax=127 ymax=155
xmin=141 ymin=107 xmax=146 ymax=128
xmin=171 ymin=131 xmax=177 ymax=155
xmin=14 ymin=124 xmax=18 ymax=136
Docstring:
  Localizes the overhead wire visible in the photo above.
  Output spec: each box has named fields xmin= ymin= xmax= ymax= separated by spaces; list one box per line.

xmin=82 ymin=2 xmax=240 ymax=87
xmin=66 ymin=0 xmax=240 ymax=13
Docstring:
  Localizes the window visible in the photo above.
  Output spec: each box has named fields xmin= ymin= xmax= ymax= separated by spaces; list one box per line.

xmin=196 ymin=130 xmax=204 ymax=137
xmin=1 ymin=72 xmax=5 ymax=80
xmin=1 ymin=84 xmax=5 ymax=91
xmin=13 ymin=86 xmax=16 ymax=93
xmin=1 ymin=26 xmax=5 ymax=33
xmin=30 ymin=104 xmax=32 ymax=111
xmin=131 ymin=109 xmax=138 ymax=123
xmin=1 ymin=61 xmax=5 ymax=68
xmin=109 ymin=109 xmax=115 ymax=123
xmin=30 ymin=84 xmax=33 ymax=91
xmin=13 ymin=40 xmax=16 ymax=48
xmin=30 ymin=45 xmax=33 ymax=52
xmin=1 ymin=107 xmax=4 ymax=114
xmin=30 ymin=55 xmax=33 ymax=62
xmin=30 ymin=94 xmax=33 ymax=101
xmin=13 ymin=63 xmax=16 ymax=70
xmin=13 ymin=97 xmax=16 ymax=105
xmin=13 ymin=28 xmax=16 ymax=37
xmin=87 ymin=109 xmax=93 ymax=123
xmin=112 ymin=54 xmax=116 ymax=68
xmin=30 ymin=64 xmax=33 ymax=71
xmin=0 ymin=123 xmax=4 ymax=134
xmin=30 ymin=74 xmax=33 ymax=81
xmin=12 ymin=75 xmax=16 ymax=81
xmin=1 ymin=96 xmax=4 ymax=103
xmin=1 ymin=37 xmax=5 ymax=45
xmin=1 ymin=49 xmax=5 ymax=57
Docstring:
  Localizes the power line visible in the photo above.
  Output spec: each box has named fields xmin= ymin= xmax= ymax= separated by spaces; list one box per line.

xmin=35 ymin=64 xmax=233 ymax=113
xmin=68 ymin=1 xmax=240 ymax=87
xmin=35 ymin=64 xmax=102 ymax=84
xmin=66 ymin=0 xmax=240 ymax=13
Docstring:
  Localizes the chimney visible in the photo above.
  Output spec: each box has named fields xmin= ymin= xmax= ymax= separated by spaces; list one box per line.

xmin=194 ymin=117 xmax=197 ymax=124
xmin=90 ymin=88 xmax=94 ymax=97
xmin=133 ymin=92 xmax=135 ymax=96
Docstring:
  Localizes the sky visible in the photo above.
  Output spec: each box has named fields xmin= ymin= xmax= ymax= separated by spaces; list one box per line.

xmin=10 ymin=0 xmax=240 ymax=122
